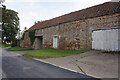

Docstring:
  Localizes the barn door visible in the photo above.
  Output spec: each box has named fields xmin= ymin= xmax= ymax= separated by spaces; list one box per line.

xmin=53 ymin=36 xmax=58 ymax=48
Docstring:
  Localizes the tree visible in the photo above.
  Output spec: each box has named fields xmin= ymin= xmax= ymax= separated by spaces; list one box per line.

xmin=0 ymin=0 xmax=5 ymax=4
xmin=2 ymin=5 xmax=20 ymax=44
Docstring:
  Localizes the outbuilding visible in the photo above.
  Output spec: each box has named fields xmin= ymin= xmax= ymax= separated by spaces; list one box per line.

xmin=20 ymin=2 xmax=120 ymax=51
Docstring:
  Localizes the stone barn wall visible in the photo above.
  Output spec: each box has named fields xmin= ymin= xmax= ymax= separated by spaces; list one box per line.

xmin=20 ymin=2 xmax=120 ymax=50
xmin=21 ymin=13 xmax=119 ymax=50
xmin=20 ymin=31 xmax=32 ymax=48
xmin=36 ymin=20 xmax=87 ymax=49
xmin=39 ymin=13 xmax=119 ymax=50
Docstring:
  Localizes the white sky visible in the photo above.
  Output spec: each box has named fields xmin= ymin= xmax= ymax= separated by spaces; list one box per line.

xmin=4 ymin=0 xmax=112 ymax=31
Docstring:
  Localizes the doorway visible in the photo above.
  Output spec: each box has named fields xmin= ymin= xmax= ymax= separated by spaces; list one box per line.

xmin=35 ymin=36 xmax=43 ymax=49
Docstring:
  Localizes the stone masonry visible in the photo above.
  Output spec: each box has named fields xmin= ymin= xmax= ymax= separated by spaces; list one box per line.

xmin=38 ymin=13 xmax=120 ymax=50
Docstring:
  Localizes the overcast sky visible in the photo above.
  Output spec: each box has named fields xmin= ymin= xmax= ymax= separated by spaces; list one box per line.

xmin=4 ymin=0 xmax=112 ymax=31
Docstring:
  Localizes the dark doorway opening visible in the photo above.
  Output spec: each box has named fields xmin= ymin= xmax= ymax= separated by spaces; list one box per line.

xmin=35 ymin=36 xmax=43 ymax=49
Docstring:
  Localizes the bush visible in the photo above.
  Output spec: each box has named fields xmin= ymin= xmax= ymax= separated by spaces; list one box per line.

xmin=4 ymin=44 xmax=11 ymax=47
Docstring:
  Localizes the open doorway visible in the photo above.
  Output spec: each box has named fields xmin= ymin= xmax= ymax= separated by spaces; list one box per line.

xmin=35 ymin=36 xmax=43 ymax=49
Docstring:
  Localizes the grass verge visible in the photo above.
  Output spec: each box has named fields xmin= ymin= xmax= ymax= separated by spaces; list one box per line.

xmin=0 ymin=44 xmax=11 ymax=48
xmin=8 ymin=47 xmax=33 ymax=51
xmin=0 ymin=44 xmax=2 ymax=47
xmin=23 ymin=48 xmax=88 ymax=59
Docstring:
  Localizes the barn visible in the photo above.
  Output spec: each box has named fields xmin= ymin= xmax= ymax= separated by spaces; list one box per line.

xmin=20 ymin=2 xmax=120 ymax=51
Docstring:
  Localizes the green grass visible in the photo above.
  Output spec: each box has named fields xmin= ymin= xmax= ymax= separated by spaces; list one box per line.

xmin=0 ymin=44 xmax=2 ymax=47
xmin=23 ymin=48 xmax=88 ymax=59
xmin=0 ymin=44 xmax=11 ymax=48
xmin=8 ymin=47 xmax=33 ymax=51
